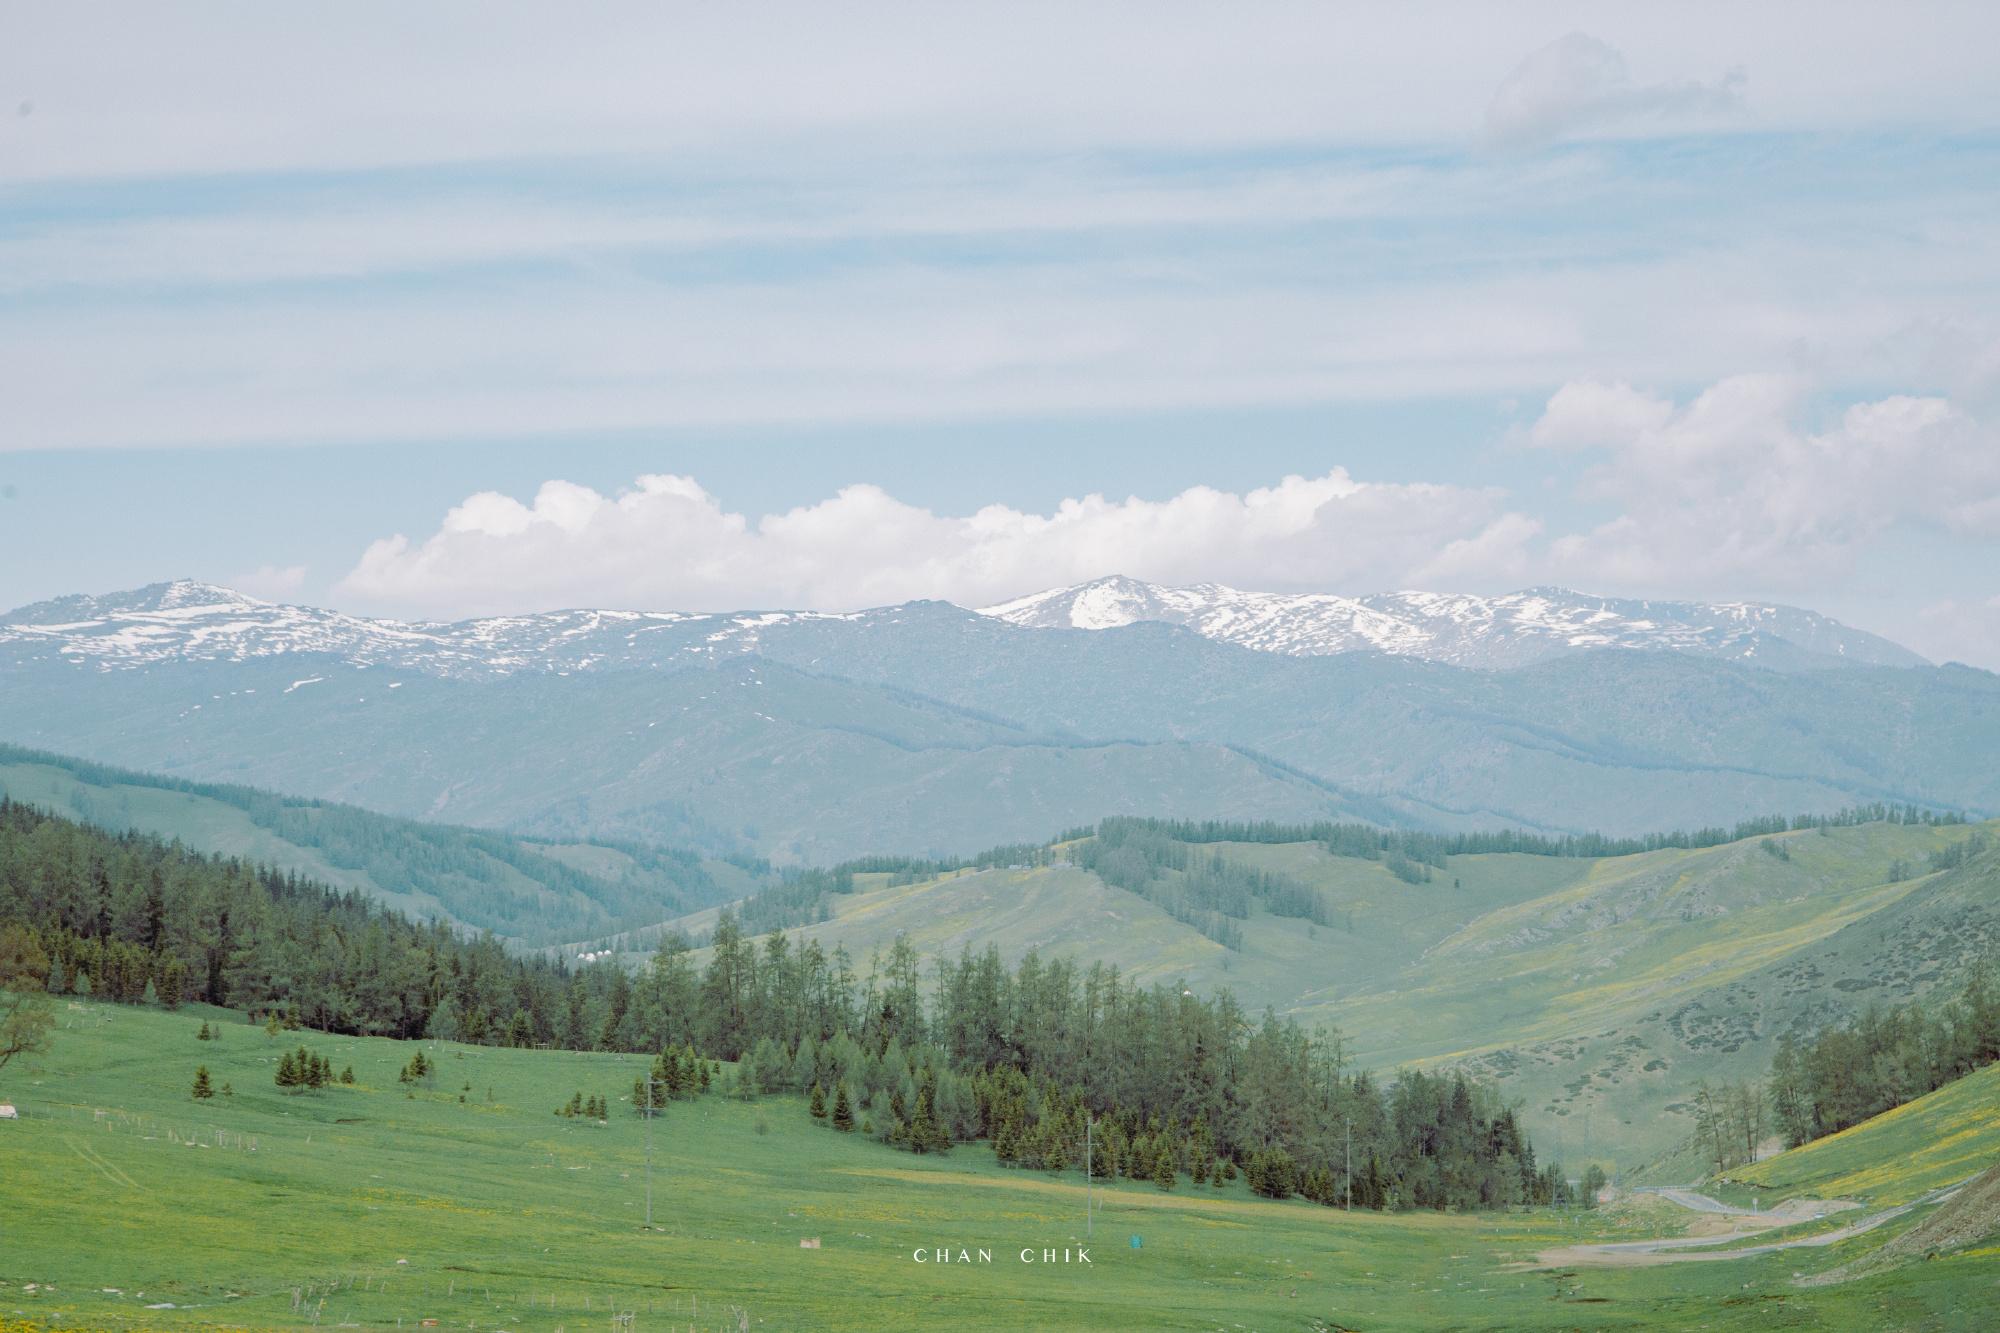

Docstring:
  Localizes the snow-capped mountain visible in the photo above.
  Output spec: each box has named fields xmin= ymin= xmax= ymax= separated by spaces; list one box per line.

xmin=0 ymin=575 xmax=1924 ymax=676
xmin=978 ymin=576 xmax=1926 ymax=669
xmin=0 ymin=580 xmax=872 ymax=677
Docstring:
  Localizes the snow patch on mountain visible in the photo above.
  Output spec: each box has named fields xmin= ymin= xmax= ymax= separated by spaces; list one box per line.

xmin=978 ymin=576 xmax=1925 ymax=670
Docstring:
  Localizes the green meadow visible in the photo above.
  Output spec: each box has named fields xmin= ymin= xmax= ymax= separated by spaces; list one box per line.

xmin=3 ymin=1001 xmax=1994 ymax=1331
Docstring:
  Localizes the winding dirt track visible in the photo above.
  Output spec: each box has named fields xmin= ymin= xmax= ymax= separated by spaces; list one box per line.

xmin=1539 ymin=1182 xmax=1966 ymax=1268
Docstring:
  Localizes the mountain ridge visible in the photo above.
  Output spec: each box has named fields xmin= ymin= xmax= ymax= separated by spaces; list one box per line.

xmin=1 ymin=576 xmax=1926 ymax=676
xmin=979 ymin=575 xmax=1926 ymax=670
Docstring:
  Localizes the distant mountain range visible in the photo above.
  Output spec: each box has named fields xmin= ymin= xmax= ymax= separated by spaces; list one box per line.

xmin=1 ymin=576 xmax=1926 ymax=676
xmin=0 ymin=580 xmax=1990 ymax=862
xmin=981 ymin=576 xmax=1926 ymax=670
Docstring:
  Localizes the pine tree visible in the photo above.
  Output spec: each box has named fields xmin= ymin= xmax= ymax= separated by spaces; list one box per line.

xmin=809 ymin=1082 xmax=828 ymax=1120
xmin=142 ymin=977 xmax=159 ymax=1007
xmin=910 ymin=1081 xmax=951 ymax=1155
xmin=698 ymin=1059 xmax=712 ymax=1094
xmin=1153 ymin=1141 xmax=1177 ymax=1191
xmin=340 ymin=1065 xmax=355 ymax=1085
xmin=197 ymin=1020 xmax=212 ymax=1041
xmin=831 ymin=1082 xmax=855 ymax=1132
xmin=221 ymin=1082 xmax=233 ymax=1097
xmin=276 ymin=1049 xmax=299 ymax=1088
xmin=191 ymin=1065 xmax=214 ymax=1099
xmin=159 ymin=959 xmax=186 ymax=1010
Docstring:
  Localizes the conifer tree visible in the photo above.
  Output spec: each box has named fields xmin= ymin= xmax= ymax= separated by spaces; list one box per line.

xmin=197 ymin=1020 xmax=212 ymax=1041
xmin=832 ymin=1082 xmax=855 ymax=1132
xmin=809 ymin=1082 xmax=827 ymax=1120
xmin=191 ymin=1065 xmax=214 ymax=1099
xmin=1153 ymin=1141 xmax=1176 ymax=1191
xmin=143 ymin=977 xmax=159 ymax=1007
xmin=340 ymin=1065 xmax=355 ymax=1085
xmin=910 ymin=1081 xmax=950 ymax=1155
xmin=276 ymin=1049 xmax=298 ymax=1089
xmin=159 ymin=959 xmax=186 ymax=1010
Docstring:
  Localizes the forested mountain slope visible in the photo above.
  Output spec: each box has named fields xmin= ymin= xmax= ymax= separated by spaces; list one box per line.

xmin=0 ymin=746 xmax=749 ymax=943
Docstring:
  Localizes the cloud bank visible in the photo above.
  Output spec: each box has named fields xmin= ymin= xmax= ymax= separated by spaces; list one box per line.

xmin=335 ymin=377 xmax=1998 ymax=623
xmin=336 ymin=470 xmax=1530 ymax=617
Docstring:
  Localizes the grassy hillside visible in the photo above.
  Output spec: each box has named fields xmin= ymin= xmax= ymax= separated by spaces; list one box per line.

xmin=1722 ymin=1062 xmax=2000 ymax=1207
xmin=2 ymin=1000 xmax=1991 ymax=1330
xmin=651 ymin=820 xmax=1997 ymax=1167
xmin=0 ymin=747 xmax=745 ymax=945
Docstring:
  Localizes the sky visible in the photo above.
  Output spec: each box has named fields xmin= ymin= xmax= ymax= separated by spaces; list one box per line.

xmin=3 ymin=2 xmax=1999 ymax=664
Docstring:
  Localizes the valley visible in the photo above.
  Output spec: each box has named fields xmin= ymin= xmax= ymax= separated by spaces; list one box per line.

xmin=639 ymin=817 xmax=1999 ymax=1166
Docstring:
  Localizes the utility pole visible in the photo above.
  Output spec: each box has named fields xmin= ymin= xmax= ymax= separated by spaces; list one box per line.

xmin=1085 ymin=1117 xmax=1093 ymax=1239
xmin=1345 ymin=1117 xmax=1352 ymax=1212
xmin=645 ymin=1074 xmax=654 ymax=1228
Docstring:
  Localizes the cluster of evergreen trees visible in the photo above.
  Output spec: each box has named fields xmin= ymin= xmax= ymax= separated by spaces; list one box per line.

xmin=634 ymin=1044 xmax=715 ymax=1110
xmin=0 ymin=798 xmax=600 ymax=1044
xmin=1765 ymin=971 xmax=2000 ymax=1151
xmin=557 ymin=1091 xmax=608 ymax=1119
xmin=275 ymin=1045 xmax=340 ymax=1090
xmin=1072 ymin=821 xmax=1326 ymax=947
xmin=666 ymin=927 xmax=1572 ymax=1210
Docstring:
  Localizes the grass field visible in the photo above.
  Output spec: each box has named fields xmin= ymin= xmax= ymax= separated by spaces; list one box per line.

xmin=3 ymin=1002 xmax=1995 ymax=1330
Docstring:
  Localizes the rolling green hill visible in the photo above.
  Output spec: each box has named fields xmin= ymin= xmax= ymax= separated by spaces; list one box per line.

xmin=0 ymin=746 xmax=749 ymax=945
xmin=3 ymin=999 xmax=1990 ymax=1330
xmin=648 ymin=819 xmax=1999 ymax=1167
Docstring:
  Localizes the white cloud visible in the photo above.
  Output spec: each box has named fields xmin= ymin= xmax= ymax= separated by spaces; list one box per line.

xmin=1484 ymin=32 xmax=1745 ymax=148
xmin=1540 ymin=374 xmax=2000 ymax=587
xmin=230 ymin=564 xmax=308 ymax=599
xmin=334 ymin=470 xmax=1527 ymax=617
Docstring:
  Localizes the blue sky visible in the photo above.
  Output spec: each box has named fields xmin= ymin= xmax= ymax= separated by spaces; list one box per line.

xmin=3 ymin=3 xmax=1999 ymax=663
